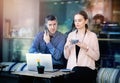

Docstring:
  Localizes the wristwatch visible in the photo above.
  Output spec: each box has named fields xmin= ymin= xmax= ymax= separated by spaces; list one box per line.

xmin=86 ymin=46 xmax=89 ymax=52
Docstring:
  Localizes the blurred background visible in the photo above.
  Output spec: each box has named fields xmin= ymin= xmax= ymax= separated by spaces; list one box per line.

xmin=0 ymin=0 xmax=120 ymax=68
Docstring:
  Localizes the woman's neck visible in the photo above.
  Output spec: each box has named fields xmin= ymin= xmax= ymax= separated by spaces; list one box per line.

xmin=77 ymin=27 xmax=86 ymax=35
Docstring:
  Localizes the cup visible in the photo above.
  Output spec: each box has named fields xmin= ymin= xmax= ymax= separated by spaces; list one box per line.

xmin=37 ymin=66 xmax=45 ymax=74
xmin=71 ymin=39 xmax=79 ymax=44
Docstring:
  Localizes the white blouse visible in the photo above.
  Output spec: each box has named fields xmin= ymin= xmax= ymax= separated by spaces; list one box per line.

xmin=64 ymin=30 xmax=100 ymax=70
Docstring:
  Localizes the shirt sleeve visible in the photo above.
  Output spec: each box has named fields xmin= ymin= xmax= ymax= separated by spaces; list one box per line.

xmin=29 ymin=33 xmax=42 ymax=53
xmin=64 ymin=33 xmax=72 ymax=59
xmin=86 ymin=33 xmax=100 ymax=61
xmin=46 ymin=36 xmax=66 ymax=60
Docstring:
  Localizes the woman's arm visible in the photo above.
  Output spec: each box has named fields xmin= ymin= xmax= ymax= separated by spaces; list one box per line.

xmin=86 ymin=33 xmax=100 ymax=61
xmin=64 ymin=34 xmax=73 ymax=59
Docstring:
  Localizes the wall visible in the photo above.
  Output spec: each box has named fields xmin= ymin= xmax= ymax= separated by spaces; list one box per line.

xmin=2 ymin=0 xmax=40 ymax=61
xmin=2 ymin=0 xmax=120 ymax=66
xmin=0 ymin=0 xmax=3 ymax=61
xmin=112 ymin=0 xmax=120 ymax=23
xmin=3 ymin=0 xmax=40 ymax=38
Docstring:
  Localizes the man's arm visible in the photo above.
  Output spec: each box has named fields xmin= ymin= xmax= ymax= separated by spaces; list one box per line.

xmin=46 ymin=35 xmax=66 ymax=60
xmin=29 ymin=32 xmax=42 ymax=53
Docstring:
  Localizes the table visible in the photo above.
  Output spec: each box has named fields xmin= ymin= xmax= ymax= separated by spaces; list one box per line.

xmin=12 ymin=70 xmax=72 ymax=78
xmin=0 ymin=64 xmax=8 ymax=71
xmin=12 ymin=70 xmax=73 ymax=83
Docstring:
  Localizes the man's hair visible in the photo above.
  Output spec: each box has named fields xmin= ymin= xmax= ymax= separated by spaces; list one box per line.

xmin=45 ymin=15 xmax=57 ymax=23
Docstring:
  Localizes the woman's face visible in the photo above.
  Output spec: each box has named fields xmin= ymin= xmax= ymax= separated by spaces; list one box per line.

xmin=74 ymin=14 xmax=88 ymax=29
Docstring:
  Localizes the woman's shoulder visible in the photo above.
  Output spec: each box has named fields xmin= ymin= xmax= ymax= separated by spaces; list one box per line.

xmin=68 ymin=30 xmax=77 ymax=35
xmin=87 ymin=30 xmax=98 ymax=37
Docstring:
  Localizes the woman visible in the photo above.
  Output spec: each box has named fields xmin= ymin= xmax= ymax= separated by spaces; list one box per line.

xmin=64 ymin=10 xmax=100 ymax=83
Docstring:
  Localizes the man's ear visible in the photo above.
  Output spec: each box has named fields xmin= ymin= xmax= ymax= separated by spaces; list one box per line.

xmin=44 ymin=23 xmax=48 ymax=30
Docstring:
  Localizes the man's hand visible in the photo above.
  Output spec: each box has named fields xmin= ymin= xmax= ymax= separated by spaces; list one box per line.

xmin=43 ymin=31 xmax=50 ymax=44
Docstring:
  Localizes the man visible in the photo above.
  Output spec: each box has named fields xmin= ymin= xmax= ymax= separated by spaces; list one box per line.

xmin=29 ymin=15 xmax=66 ymax=69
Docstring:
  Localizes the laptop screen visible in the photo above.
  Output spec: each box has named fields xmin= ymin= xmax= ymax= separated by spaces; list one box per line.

xmin=26 ymin=53 xmax=53 ymax=71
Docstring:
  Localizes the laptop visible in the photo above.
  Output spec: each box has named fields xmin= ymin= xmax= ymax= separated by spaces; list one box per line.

xmin=26 ymin=53 xmax=54 ymax=72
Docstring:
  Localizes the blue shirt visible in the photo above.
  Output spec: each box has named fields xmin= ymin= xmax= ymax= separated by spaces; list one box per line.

xmin=29 ymin=31 xmax=66 ymax=66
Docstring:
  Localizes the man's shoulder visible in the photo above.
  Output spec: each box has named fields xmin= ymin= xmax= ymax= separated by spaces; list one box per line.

xmin=56 ymin=31 xmax=65 ymax=36
xmin=56 ymin=31 xmax=66 ymax=39
xmin=33 ymin=31 xmax=44 ymax=39
xmin=56 ymin=31 xmax=63 ymax=34
xmin=35 ymin=31 xmax=44 ymax=36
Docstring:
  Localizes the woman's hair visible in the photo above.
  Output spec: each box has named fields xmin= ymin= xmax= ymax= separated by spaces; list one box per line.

xmin=66 ymin=10 xmax=89 ymax=35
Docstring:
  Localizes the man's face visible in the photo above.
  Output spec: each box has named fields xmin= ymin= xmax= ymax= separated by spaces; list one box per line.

xmin=46 ymin=20 xmax=57 ymax=35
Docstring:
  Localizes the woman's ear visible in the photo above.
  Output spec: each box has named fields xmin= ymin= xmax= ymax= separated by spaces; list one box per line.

xmin=85 ymin=19 xmax=88 ymax=24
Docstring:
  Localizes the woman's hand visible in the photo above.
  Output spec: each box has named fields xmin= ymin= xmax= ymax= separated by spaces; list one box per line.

xmin=76 ymin=42 xmax=88 ymax=52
